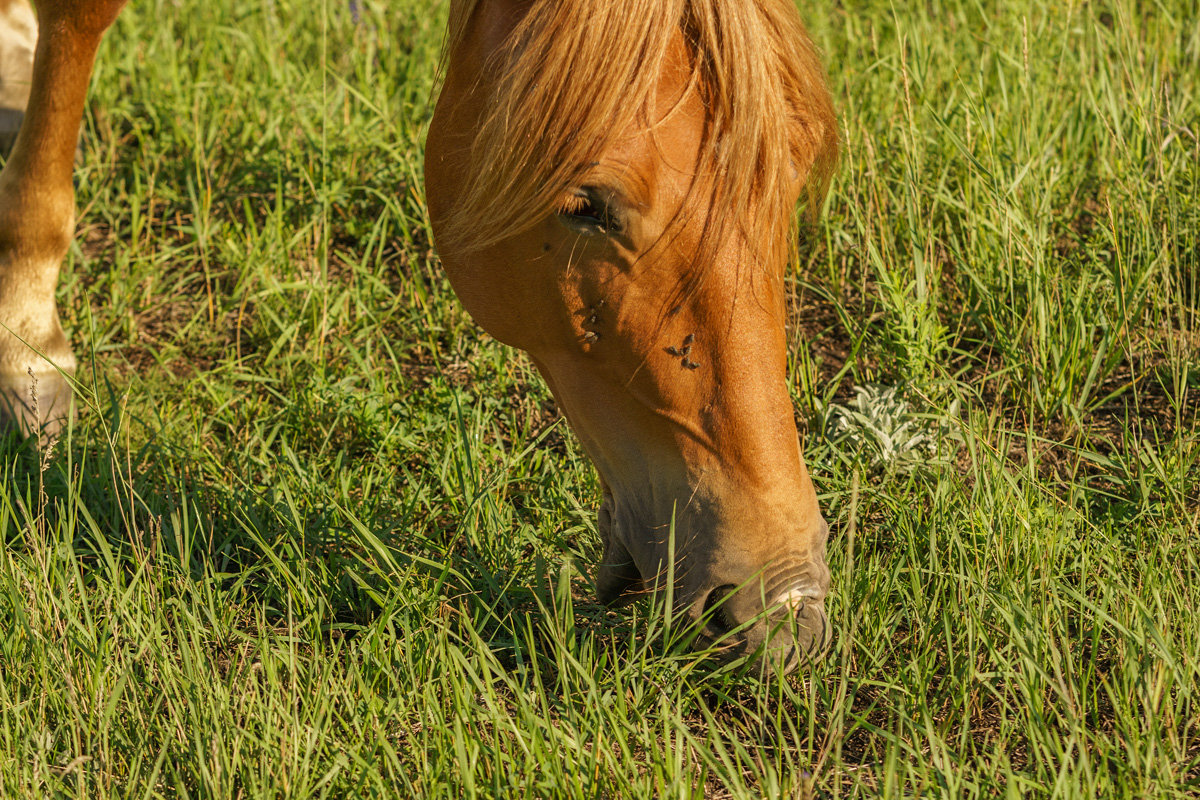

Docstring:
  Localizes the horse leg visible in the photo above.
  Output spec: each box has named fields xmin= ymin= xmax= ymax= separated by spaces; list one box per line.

xmin=0 ymin=0 xmax=36 ymax=156
xmin=0 ymin=0 xmax=125 ymax=437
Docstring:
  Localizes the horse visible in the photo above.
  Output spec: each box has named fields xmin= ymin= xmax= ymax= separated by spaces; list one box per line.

xmin=0 ymin=0 xmax=838 ymax=674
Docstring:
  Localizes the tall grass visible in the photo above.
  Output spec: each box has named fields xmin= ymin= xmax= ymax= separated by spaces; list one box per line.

xmin=1 ymin=0 xmax=1197 ymax=796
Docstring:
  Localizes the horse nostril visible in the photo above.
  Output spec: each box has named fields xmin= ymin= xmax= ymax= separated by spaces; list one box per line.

xmin=702 ymin=584 xmax=739 ymax=639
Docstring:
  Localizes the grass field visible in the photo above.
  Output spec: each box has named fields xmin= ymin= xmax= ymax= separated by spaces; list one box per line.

xmin=1 ymin=0 xmax=1197 ymax=796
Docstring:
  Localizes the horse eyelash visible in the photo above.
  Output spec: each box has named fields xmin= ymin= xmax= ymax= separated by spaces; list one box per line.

xmin=557 ymin=190 xmax=620 ymax=234
xmin=558 ymin=193 xmax=592 ymax=217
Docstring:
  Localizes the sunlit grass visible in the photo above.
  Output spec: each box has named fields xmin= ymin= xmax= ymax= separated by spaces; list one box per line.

xmin=1 ymin=0 xmax=1197 ymax=797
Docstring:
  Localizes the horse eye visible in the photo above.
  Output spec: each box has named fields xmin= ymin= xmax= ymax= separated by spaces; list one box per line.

xmin=558 ymin=188 xmax=621 ymax=235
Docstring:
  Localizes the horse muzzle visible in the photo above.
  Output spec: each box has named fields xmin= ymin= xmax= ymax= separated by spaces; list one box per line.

xmin=692 ymin=582 xmax=831 ymax=674
xmin=594 ymin=492 xmax=833 ymax=674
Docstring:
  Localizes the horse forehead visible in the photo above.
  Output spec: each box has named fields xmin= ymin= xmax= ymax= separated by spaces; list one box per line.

xmin=603 ymin=36 xmax=706 ymax=193
xmin=467 ymin=0 xmax=703 ymax=160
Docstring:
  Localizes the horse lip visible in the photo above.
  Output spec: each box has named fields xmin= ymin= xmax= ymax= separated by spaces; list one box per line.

xmin=595 ymin=559 xmax=643 ymax=606
xmin=594 ymin=492 xmax=645 ymax=605
xmin=775 ymin=591 xmax=832 ymax=661
xmin=773 ymin=588 xmax=813 ymax=614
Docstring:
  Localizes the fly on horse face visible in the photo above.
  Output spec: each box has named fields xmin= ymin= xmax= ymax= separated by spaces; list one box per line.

xmin=0 ymin=0 xmax=838 ymax=674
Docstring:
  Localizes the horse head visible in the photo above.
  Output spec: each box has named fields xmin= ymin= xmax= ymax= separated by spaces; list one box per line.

xmin=426 ymin=0 xmax=838 ymax=673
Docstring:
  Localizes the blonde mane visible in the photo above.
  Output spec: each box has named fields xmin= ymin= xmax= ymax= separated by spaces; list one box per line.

xmin=440 ymin=0 xmax=837 ymax=262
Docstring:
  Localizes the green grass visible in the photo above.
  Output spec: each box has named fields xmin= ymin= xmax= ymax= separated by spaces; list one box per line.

xmin=2 ymin=0 xmax=1197 ymax=796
